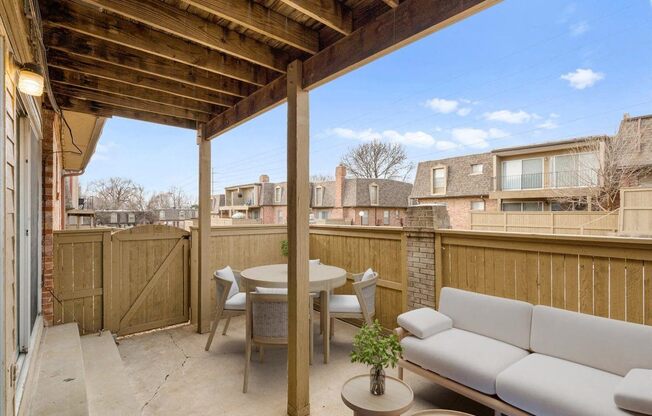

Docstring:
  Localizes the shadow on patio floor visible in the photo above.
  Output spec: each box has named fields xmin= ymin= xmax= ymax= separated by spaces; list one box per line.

xmin=118 ymin=317 xmax=492 ymax=416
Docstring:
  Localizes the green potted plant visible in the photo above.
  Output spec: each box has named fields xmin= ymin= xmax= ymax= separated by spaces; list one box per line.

xmin=280 ymin=239 xmax=288 ymax=257
xmin=350 ymin=320 xmax=402 ymax=395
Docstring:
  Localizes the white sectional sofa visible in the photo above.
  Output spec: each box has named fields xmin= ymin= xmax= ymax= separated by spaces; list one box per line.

xmin=396 ymin=287 xmax=652 ymax=416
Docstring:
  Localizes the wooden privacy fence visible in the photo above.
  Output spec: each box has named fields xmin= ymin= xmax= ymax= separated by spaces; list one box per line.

xmin=53 ymin=225 xmax=190 ymax=335
xmin=471 ymin=211 xmax=619 ymax=235
xmin=436 ymin=230 xmax=652 ymax=325
xmin=620 ymin=187 xmax=652 ymax=236
xmin=190 ymin=224 xmax=408 ymax=330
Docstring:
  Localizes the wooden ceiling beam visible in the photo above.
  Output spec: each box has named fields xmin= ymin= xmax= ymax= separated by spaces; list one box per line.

xmin=47 ymin=51 xmax=240 ymax=107
xmin=42 ymin=0 xmax=274 ymax=85
xmin=205 ymin=0 xmax=500 ymax=138
xmin=53 ymin=83 xmax=211 ymax=122
xmin=382 ymin=0 xmax=399 ymax=8
xmin=58 ymin=96 xmax=198 ymax=129
xmin=44 ymin=29 xmax=256 ymax=97
xmin=183 ymin=0 xmax=319 ymax=54
xmin=71 ymin=0 xmax=289 ymax=72
xmin=49 ymin=68 xmax=222 ymax=115
xmin=278 ymin=0 xmax=352 ymax=35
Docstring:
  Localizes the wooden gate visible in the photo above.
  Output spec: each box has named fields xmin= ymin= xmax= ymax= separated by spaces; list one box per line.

xmin=106 ymin=225 xmax=190 ymax=336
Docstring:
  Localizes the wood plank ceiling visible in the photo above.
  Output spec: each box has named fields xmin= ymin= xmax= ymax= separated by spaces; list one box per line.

xmin=40 ymin=0 xmax=499 ymax=134
xmin=41 ymin=0 xmax=390 ymax=129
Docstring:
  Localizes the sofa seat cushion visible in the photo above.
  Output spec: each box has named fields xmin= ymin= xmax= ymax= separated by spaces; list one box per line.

xmin=225 ymin=292 xmax=246 ymax=310
xmin=401 ymin=328 xmax=529 ymax=395
xmin=496 ymin=353 xmax=634 ymax=416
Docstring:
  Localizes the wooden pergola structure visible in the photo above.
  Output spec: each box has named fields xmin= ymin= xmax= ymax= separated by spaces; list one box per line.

xmin=39 ymin=0 xmax=500 ymax=414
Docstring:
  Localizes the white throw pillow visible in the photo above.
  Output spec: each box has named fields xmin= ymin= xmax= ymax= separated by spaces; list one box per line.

xmin=614 ymin=369 xmax=652 ymax=415
xmin=217 ymin=266 xmax=239 ymax=299
xmin=362 ymin=268 xmax=375 ymax=281
xmin=397 ymin=307 xmax=452 ymax=339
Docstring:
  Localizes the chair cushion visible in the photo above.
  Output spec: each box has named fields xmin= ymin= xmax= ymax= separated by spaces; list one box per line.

xmin=309 ymin=259 xmax=320 ymax=265
xmin=531 ymin=305 xmax=652 ymax=376
xmin=256 ymin=287 xmax=288 ymax=294
xmin=496 ymin=353 xmax=631 ymax=416
xmin=401 ymin=328 xmax=529 ymax=394
xmin=438 ymin=287 xmax=533 ymax=349
xmin=224 ymin=292 xmax=246 ymax=310
xmin=329 ymin=295 xmax=361 ymax=313
xmin=614 ymin=369 xmax=652 ymax=415
xmin=217 ymin=266 xmax=239 ymax=299
xmin=362 ymin=268 xmax=375 ymax=281
xmin=397 ymin=308 xmax=452 ymax=339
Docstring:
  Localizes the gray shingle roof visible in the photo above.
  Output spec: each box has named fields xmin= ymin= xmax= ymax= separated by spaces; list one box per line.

xmin=411 ymin=153 xmax=493 ymax=198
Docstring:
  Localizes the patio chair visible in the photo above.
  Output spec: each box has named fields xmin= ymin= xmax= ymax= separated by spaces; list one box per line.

xmin=328 ymin=268 xmax=378 ymax=339
xmin=205 ymin=266 xmax=246 ymax=351
xmin=243 ymin=293 xmax=314 ymax=393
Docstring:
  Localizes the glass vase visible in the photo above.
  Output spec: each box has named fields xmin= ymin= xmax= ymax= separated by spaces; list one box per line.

xmin=370 ymin=366 xmax=386 ymax=395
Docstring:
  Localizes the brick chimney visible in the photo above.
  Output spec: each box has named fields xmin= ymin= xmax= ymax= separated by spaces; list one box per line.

xmin=335 ymin=165 xmax=346 ymax=208
xmin=259 ymin=174 xmax=269 ymax=183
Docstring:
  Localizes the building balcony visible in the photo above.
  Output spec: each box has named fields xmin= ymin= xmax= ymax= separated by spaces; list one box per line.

xmin=490 ymin=170 xmax=598 ymax=199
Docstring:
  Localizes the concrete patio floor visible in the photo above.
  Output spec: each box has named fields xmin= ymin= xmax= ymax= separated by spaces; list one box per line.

xmin=118 ymin=317 xmax=491 ymax=416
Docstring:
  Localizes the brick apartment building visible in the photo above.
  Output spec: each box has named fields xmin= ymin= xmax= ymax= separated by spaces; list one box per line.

xmin=216 ymin=165 xmax=413 ymax=226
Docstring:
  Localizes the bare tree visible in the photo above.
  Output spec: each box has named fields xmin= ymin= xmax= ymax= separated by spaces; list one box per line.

xmin=552 ymin=135 xmax=652 ymax=211
xmin=310 ymin=174 xmax=334 ymax=182
xmin=148 ymin=186 xmax=192 ymax=209
xmin=87 ymin=177 xmax=146 ymax=210
xmin=340 ymin=140 xmax=414 ymax=180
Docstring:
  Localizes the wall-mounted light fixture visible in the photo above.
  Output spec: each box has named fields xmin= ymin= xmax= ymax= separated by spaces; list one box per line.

xmin=18 ymin=63 xmax=44 ymax=96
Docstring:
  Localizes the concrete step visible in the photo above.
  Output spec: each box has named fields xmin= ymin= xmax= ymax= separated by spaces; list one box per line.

xmin=80 ymin=331 xmax=140 ymax=416
xmin=29 ymin=323 xmax=89 ymax=416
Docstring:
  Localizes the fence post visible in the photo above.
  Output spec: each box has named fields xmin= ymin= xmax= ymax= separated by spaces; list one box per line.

xmin=102 ymin=229 xmax=116 ymax=332
xmin=434 ymin=233 xmax=443 ymax=308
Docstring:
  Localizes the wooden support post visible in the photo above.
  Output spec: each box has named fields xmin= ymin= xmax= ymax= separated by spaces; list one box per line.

xmin=286 ymin=59 xmax=310 ymax=416
xmin=197 ymin=124 xmax=212 ymax=333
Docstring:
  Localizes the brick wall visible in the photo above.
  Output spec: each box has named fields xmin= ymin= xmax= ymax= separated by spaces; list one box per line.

xmin=405 ymin=228 xmax=436 ymax=309
xmin=415 ymin=197 xmax=498 ymax=229
xmin=41 ymin=109 xmax=63 ymax=326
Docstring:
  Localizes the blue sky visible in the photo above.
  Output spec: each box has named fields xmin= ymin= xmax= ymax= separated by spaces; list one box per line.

xmin=82 ymin=0 xmax=652 ymax=201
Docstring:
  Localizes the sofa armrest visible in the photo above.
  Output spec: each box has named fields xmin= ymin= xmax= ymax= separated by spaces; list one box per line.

xmin=394 ymin=327 xmax=411 ymax=341
xmin=397 ymin=308 xmax=452 ymax=339
xmin=614 ymin=369 xmax=652 ymax=415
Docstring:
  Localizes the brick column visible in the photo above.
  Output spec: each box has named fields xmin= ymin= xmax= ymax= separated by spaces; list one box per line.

xmin=41 ymin=109 xmax=61 ymax=326
xmin=404 ymin=206 xmax=448 ymax=310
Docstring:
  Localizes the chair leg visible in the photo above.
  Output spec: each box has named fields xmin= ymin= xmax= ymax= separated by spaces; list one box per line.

xmin=204 ymin=307 xmax=223 ymax=351
xmin=243 ymin=339 xmax=252 ymax=393
xmin=222 ymin=316 xmax=232 ymax=335
xmin=258 ymin=345 xmax=264 ymax=363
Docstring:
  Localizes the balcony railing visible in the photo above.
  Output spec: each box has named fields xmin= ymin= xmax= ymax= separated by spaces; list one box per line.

xmin=499 ymin=169 xmax=598 ymax=191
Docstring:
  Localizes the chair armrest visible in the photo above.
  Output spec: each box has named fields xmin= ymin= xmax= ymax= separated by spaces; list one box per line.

xmin=397 ymin=308 xmax=452 ymax=339
xmin=615 ymin=369 xmax=652 ymax=415
xmin=394 ymin=327 xmax=411 ymax=341
xmin=351 ymin=272 xmax=364 ymax=283
xmin=233 ymin=270 xmax=243 ymax=292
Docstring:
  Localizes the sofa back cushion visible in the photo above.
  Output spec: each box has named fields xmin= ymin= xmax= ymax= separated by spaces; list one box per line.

xmin=531 ymin=305 xmax=652 ymax=376
xmin=438 ymin=287 xmax=533 ymax=350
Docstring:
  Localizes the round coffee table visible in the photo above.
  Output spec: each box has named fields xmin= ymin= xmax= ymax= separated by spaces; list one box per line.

xmin=341 ymin=374 xmax=414 ymax=416
xmin=410 ymin=411 xmax=474 ymax=415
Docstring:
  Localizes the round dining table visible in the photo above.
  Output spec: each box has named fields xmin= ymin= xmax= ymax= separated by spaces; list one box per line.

xmin=240 ymin=263 xmax=347 ymax=363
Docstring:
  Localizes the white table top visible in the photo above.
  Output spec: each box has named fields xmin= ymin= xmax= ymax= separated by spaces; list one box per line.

xmin=341 ymin=375 xmax=414 ymax=416
xmin=240 ymin=263 xmax=347 ymax=292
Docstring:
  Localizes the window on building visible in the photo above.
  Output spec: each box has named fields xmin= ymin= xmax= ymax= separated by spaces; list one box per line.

xmin=179 ymin=210 xmax=186 ymax=220
xmin=553 ymin=152 xmax=599 ymax=188
xmin=383 ymin=210 xmax=390 ymax=225
xmin=276 ymin=210 xmax=284 ymax=224
xmin=274 ymin=186 xmax=282 ymax=203
xmin=502 ymin=201 xmax=544 ymax=212
xmin=501 ymin=158 xmax=543 ymax=190
xmin=369 ymin=184 xmax=379 ymax=205
xmin=318 ymin=210 xmax=329 ymax=220
xmin=110 ymin=213 xmax=118 ymax=223
xmin=470 ymin=200 xmax=485 ymax=211
xmin=432 ymin=167 xmax=447 ymax=194
xmin=159 ymin=210 xmax=165 ymax=220
xmin=128 ymin=213 xmax=135 ymax=223
xmin=470 ymin=164 xmax=483 ymax=175
xmin=314 ymin=186 xmax=324 ymax=206
xmin=250 ymin=210 xmax=259 ymax=219
xmin=360 ymin=210 xmax=369 ymax=226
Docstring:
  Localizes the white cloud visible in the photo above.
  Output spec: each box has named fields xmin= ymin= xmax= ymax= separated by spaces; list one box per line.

xmin=92 ymin=141 xmax=116 ymax=161
xmin=570 ymin=21 xmax=589 ymax=36
xmin=537 ymin=120 xmax=559 ymax=130
xmin=424 ymin=98 xmax=459 ymax=114
xmin=329 ymin=127 xmax=452 ymax=149
xmin=560 ymin=68 xmax=605 ymax=89
xmin=483 ymin=110 xmax=535 ymax=124
xmin=456 ymin=107 xmax=472 ymax=117
xmin=451 ymin=128 xmax=507 ymax=149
